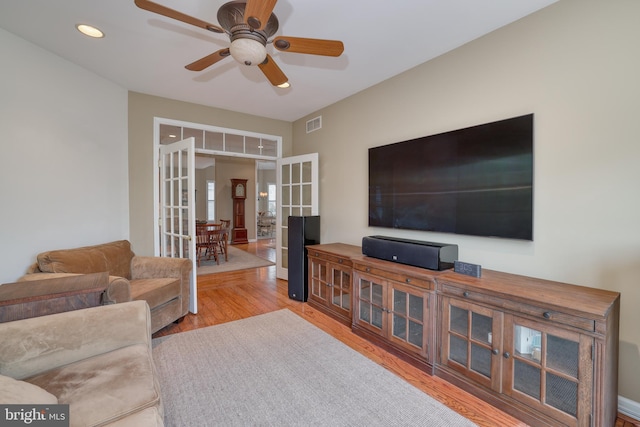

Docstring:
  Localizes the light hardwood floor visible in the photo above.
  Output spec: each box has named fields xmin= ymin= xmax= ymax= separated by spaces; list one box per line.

xmin=153 ymin=240 xmax=638 ymax=427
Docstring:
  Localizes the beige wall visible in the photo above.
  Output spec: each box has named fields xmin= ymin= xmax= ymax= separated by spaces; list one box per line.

xmin=257 ymin=167 xmax=276 ymax=215
xmin=195 ymin=165 xmax=214 ymax=221
xmin=128 ymin=92 xmax=292 ymax=255
xmin=215 ymin=157 xmax=257 ymax=237
xmin=0 ymin=28 xmax=129 ymax=284
xmin=292 ymin=0 xmax=640 ymax=402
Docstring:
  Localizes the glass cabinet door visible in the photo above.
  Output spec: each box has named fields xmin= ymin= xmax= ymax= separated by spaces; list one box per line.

xmin=330 ymin=266 xmax=351 ymax=315
xmin=356 ymin=275 xmax=385 ymax=332
xmin=504 ymin=315 xmax=591 ymax=426
xmin=310 ymin=260 xmax=327 ymax=301
xmin=441 ymin=297 xmax=502 ymax=391
xmin=389 ymin=283 xmax=429 ymax=357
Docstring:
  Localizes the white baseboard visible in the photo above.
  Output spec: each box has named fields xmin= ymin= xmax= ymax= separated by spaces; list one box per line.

xmin=619 ymin=395 xmax=640 ymax=421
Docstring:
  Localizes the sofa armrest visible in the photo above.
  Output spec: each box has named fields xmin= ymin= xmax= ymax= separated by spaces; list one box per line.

xmin=105 ymin=276 xmax=132 ymax=303
xmin=0 ymin=300 xmax=151 ymax=380
xmin=131 ymin=256 xmax=192 ymax=315
xmin=18 ymin=272 xmax=131 ymax=304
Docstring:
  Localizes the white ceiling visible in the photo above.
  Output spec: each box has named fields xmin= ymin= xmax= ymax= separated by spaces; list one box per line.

xmin=0 ymin=0 xmax=557 ymax=122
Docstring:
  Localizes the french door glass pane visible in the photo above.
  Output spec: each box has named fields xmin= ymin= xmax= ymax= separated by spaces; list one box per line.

xmin=281 ymin=185 xmax=290 ymax=206
xmin=281 ymin=164 xmax=290 ymax=185
xmin=292 ymin=163 xmax=300 ymax=183
xmin=302 ymin=184 xmax=312 ymax=205
xmin=302 ymin=161 xmax=312 ymax=182
xmin=292 ymin=184 xmax=301 ymax=205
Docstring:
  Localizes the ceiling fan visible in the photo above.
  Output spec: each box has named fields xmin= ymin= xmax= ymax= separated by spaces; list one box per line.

xmin=134 ymin=0 xmax=345 ymax=88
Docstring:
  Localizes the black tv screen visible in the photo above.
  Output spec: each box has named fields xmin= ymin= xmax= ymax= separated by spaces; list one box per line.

xmin=369 ymin=114 xmax=533 ymax=240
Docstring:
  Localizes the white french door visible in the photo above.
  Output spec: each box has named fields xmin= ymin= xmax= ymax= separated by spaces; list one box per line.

xmin=276 ymin=153 xmax=319 ymax=280
xmin=158 ymin=137 xmax=197 ymax=313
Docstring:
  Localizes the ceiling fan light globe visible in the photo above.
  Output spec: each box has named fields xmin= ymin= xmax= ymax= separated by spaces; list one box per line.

xmin=229 ymin=39 xmax=267 ymax=66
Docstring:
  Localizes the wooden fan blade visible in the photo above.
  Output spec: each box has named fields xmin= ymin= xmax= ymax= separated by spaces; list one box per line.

xmin=244 ymin=0 xmax=277 ymax=30
xmin=258 ymin=55 xmax=288 ymax=86
xmin=273 ymin=36 xmax=344 ymax=57
xmin=185 ymin=49 xmax=230 ymax=71
xmin=134 ymin=0 xmax=225 ymax=34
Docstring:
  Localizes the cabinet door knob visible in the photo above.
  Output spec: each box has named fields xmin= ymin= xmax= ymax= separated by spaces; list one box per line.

xmin=492 ymin=348 xmax=499 ymax=355
xmin=503 ymin=352 xmax=511 ymax=359
xmin=339 ymin=259 xmax=343 ymax=264
xmin=463 ymin=291 xmax=470 ymax=298
xmin=314 ymin=252 xmax=319 ymax=256
xmin=366 ymin=267 xmax=370 ymax=272
xmin=543 ymin=312 xmax=551 ymax=319
xmin=406 ymin=278 xmax=411 ymax=283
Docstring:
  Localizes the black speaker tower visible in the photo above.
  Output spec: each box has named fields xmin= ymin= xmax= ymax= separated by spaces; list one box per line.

xmin=287 ymin=216 xmax=320 ymax=301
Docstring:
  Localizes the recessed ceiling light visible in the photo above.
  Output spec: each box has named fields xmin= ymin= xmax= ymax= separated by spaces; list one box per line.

xmin=76 ymin=24 xmax=104 ymax=38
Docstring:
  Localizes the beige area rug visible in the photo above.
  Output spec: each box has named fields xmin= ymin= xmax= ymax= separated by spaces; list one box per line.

xmin=197 ymin=245 xmax=274 ymax=275
xmin=152 ymin=309 xmax=477 ymax=426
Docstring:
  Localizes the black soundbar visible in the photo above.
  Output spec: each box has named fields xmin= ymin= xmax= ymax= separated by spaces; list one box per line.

xmin=362 ymin=235 xmax=458 ymax=271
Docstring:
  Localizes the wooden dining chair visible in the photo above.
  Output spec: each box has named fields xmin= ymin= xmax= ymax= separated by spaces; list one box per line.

xmin=213 ymin=220 xmax=230 ymax=262
xmin=196 ymin=223 xmax=221 ymax=266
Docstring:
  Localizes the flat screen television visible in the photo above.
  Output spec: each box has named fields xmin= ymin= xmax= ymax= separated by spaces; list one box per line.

xmin=368 ymin=114 xmax=533 ymax=240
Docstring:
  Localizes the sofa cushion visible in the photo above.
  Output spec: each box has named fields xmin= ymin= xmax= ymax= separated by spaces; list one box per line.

xmin=37 ymin=240 xmax=135 ymax=279
xmin=0 ymin=374 xmax=58 ymax=404
xmin=26 ymin=344 xmax=160 ymax=427
xmin=130 ymin=278 xmax=180 ymax=310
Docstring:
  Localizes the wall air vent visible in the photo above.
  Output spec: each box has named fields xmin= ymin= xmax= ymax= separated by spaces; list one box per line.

xmin=306 ymin=116 xmax=322 ymax=134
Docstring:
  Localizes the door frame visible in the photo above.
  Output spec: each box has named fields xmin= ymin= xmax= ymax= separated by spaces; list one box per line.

xmin=152 ymin=118 xmax=285 ymax=311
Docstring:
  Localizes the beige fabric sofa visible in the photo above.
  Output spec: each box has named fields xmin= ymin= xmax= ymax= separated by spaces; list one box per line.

xmin=21 ymin=240 xmax=191 ymax=333
xmin=0 ymin=300 xmax=163 ymax=426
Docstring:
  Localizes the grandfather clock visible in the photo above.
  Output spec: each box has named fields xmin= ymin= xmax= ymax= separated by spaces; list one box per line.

xmin=230 ymin=179 xmax=249 ymax=244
